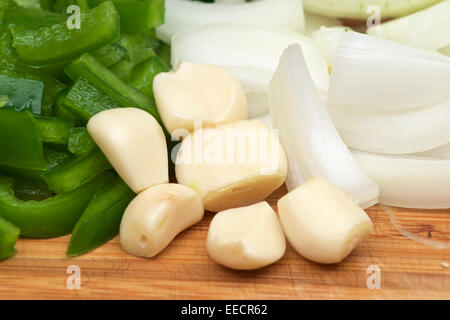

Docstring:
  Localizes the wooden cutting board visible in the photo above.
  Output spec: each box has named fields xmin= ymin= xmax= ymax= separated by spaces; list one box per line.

xmin=0 ymin=185 xmax=449 ymax=300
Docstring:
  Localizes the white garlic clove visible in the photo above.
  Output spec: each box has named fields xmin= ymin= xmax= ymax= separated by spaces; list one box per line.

xmin=153 ymin=61 xmax=248 ymax=135
xmin=120 ymin=183 xmax=204 ymax=258
xmin=277 ymin=177 xmax=374 ymax=264
xmin=175 ymin=119 xmax=288 ymax=212
xmin=207 ymin=201 xmax=286 ymax=270
xmin=87 ymin=108 xmax=168 ymax=194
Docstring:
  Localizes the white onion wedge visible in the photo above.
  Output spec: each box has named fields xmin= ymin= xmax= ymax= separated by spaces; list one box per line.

xmin=302 ymin=0 xmax=442 ymax=19
xmin=328 ymin=31 xmax=450 ymax=111
xmin=172 ymin=24 xmax=329 ymax=118
xmin=367 ymin=0 xmax=450 ymax=52
xmin=328 ymin=100 xmax=450 ymax=155
xmin=156 ymin=0 xmax=305 ymax=44
xmin=268 ymin=44 xmax=379 ymax=209
xmin=352 ymin=150 xmax=450 ymax=209
xmin=312 ymin=26 xmax=350 ymax=69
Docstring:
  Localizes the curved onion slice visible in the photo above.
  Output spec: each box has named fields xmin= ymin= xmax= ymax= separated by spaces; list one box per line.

xmin=367 ymin=0 xmax=450 ymax=52
xmin=302 ymin=0 xmax=441 ymax=19
xmin=328 ymin=31 xmax=450 ymax=111
xmin=328 ymin=100 xmax=450 ymax=155
xmin=312 ymin=26 xmax=349 ymax=68
xmin=156 ymin=0 xmax=305 ymax=44
xmin=172 ymin=24 xmax=329 ymax=118
xmin=268 ymin=44 xmax=379 ymax=209
xmin=353 ymin=150 xmax=450 ymax=209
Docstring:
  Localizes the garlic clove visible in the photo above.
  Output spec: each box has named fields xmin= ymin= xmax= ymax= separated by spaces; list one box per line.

xmin=87 ymin=107 xmax=168 ymax=194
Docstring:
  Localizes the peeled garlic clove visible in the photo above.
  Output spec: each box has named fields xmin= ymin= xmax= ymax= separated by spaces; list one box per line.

xmin=277 ymin=177 xmax=373 ymax=264
xmin=175 ymin=119 xmax=288 ymax=212
xmin=120 ymin=183 xmax=204 ymax=258
xmin=87 ymin=108 xmax=168 ymax=194
xmin=153 ymin=61 xmax=248 ymax=135
xmin=207 ymin=201 xmax=286 ymax=270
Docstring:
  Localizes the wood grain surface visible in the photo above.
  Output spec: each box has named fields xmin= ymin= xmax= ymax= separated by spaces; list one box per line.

xmin=0 ymin=185 xmax=449 ymax=300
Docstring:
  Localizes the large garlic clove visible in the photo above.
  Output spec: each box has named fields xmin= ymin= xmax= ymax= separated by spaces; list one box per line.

xmin=277 ymin=177 xmax=373 ymax=264
xmin=87 ymin=108 xmax=168 ymax=194
xmin=153 ymin=61 xmax=248 ymax=135
xmin=207 ymin=201 xmax=286 ymax=270
xmin=175 ymin=119 xmax=288 ymax=212
xmin=120 ymin=183 xmax=204 ymax=258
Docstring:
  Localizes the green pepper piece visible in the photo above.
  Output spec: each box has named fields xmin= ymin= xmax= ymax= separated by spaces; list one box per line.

xmin=0 ymin=172 xmax=113 ymax=238
xmin=0 ymin=217 xmax=20 ymax=261
xmin=127 ymin=55 xmax=169 ymax=98
xmin=0 ymin=148 xmax=71 ymax=184
xmin=12 ymin=178 xmax=53 ymax=201
xmin=91 ymin=42 xmax=126 ymax=68
xmin=52 ymin=89 xmax=84 ymax=123
xmin=11 ymin=1 xmax=120 ymax=66
xmin=89 ymin=0 xmax=164 ymax=32
xmin=0 ymin=74 xmax=43 ymax=114
xmin=63 ymin=78 xmax=120 ymax=121
xmin=3 ymin=8 xmax=65 ymax=29
xmin=67 ymin=176 xmax=134 ymax=256
xmin=34 ymin=115 xmax=75 ymax=144
xmin=0 ymin=109 xmax=46 ymax=170
xmin=65 ymin=53 xmax=162 ymax=123
xmin=157 ymin=42 xmax=171 ymax=69
xmin=68 ymin=127 xmax=96 ymax=157
xmin=42 ymin=149 xmax=111 ymax=194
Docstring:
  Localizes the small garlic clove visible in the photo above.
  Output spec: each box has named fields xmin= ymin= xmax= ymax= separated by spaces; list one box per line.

xmin=277 ymin=177 xmax=374 ymax=264
xmin=207 ymin=201 xmax=286 ymax=270
xmin=153 ymin=61 xmax=248 ymax=135
xmin=87 ymin=108 xmax=168 ymax=194
xmin=175 ymin=119 xmax=288 ymax=212
xmin=120 ymin=183 xmax=204 ymax=258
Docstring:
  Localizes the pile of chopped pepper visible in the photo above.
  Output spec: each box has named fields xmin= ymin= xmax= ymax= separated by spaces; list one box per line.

xmin=0 ymin=0 xmax=169 ymax=260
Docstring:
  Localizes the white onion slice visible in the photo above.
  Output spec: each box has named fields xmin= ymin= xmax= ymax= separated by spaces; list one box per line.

xmin=328 ymin=31 xmax=450 ymax=111
xmin=172 ymin=24 xmax=329 ymax=118
xmin=353 ymin=150 xmax=450 ymax=209
xmin=312 ymin=26 xmax=349 ymax=69
xmin=268 ymin=44 xmax=379 ymax=208
xmin=156 ymin=0 xmax=305 ymax=44
xmin=328 ymin=100 xmax=450 ymax=155
xmin=415 ymin=143 xmax=450 ymax=159
xmin=367 ymin=0 xmax=450 ymax=52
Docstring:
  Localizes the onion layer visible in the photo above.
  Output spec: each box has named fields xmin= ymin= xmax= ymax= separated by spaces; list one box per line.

xmin=268 ymin=44 xmax=379 ymax=209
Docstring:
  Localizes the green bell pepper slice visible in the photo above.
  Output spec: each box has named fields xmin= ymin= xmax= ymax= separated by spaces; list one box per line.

xmin=157 ymin=42 xmax=171 ymax=69
xmin=68 ymin=127 xmax=96 ymax=157
xmin=65 ymin=53 xmax=162 ymax=123
xmin=0 ymin=109 xmax=46 ymax=170
xmin=12 ymin=178 xmax=54 ymax=201
xmin=63 ymin=78 xmax=120 ymax=121
xmin=11 ymin=1 xmax=120 ymax=66
xmin=0 ymin=172 xmax=113 ymax=238
xmin=3 ymin=8 xmax=65 ymax=29
xmin=0 ymin=74 xmax=43 ymax=114
xmin=42 ymin=149 xmax=112 ymax=194
xmin=0 ymin=217 xmax=20 ymax=261
xmin=34 ymin=115 xmax=75 ymax=144
xmin=67 ymin=175 xmax=134 ymax=256
xmin=91 ymin=42 xmax=126 ymax=68
xmin=0 ymin=148 xmax=71 ymax=184
xmin=127 ymin=55 xmax=169 ymax=99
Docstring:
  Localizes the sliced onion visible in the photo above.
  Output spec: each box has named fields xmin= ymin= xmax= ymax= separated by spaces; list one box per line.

xmin=268 ymin=44 xmax=379 ymax=208
xmin=172 ymin=24 xmax=329 ymax=118
xmin=312 ymin=26 xmax=350 ymax=69
xmin=353 ymin=150 xmax=450 ymax=209
xmin=156 ymin=0 xmax=305 ymax=44
xmin=367 ymin=0 xmax=450 ymax=52
xmin=328 ymin=31 xmax=450 ymax=111
xmin=415 ymin=143 xmax=450 ymax=159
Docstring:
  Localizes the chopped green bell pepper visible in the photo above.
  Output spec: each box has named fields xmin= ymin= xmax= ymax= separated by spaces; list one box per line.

xmin=68 ymin=127 xmax=96 ymax=157
xmin=0 ymin=109 xmax=46 ymax=170
xmin=65 ymin=53 xmax=162 ymax=123
xmin=63 ymin=78 xmax=120 ymax=121
xmin=11 ymin=1 xmax=120 ymax=66
xmin=13 ymin=178 xmax=53 ymax=201
xmin=42 ymin=149 xmax=111 ymax=194
xmin=34 ymin=115 xmax=75 ymax=144
xmin=67 ymin=175 xmax=134 ymax=256
xmin=3 ymin=8 xmax=65 ymax=29
xmin=0 ymin=172 xmax=113 ymax=238
xmin=0 ymin=217 xmax=20 ymax=261
xmin=91 ymin=42 xmax=126 ymax=68
xmin=127 ymin=55 xmax=169 ymax=99
xmin=0 ymin=74 xmax=43 ymax=114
